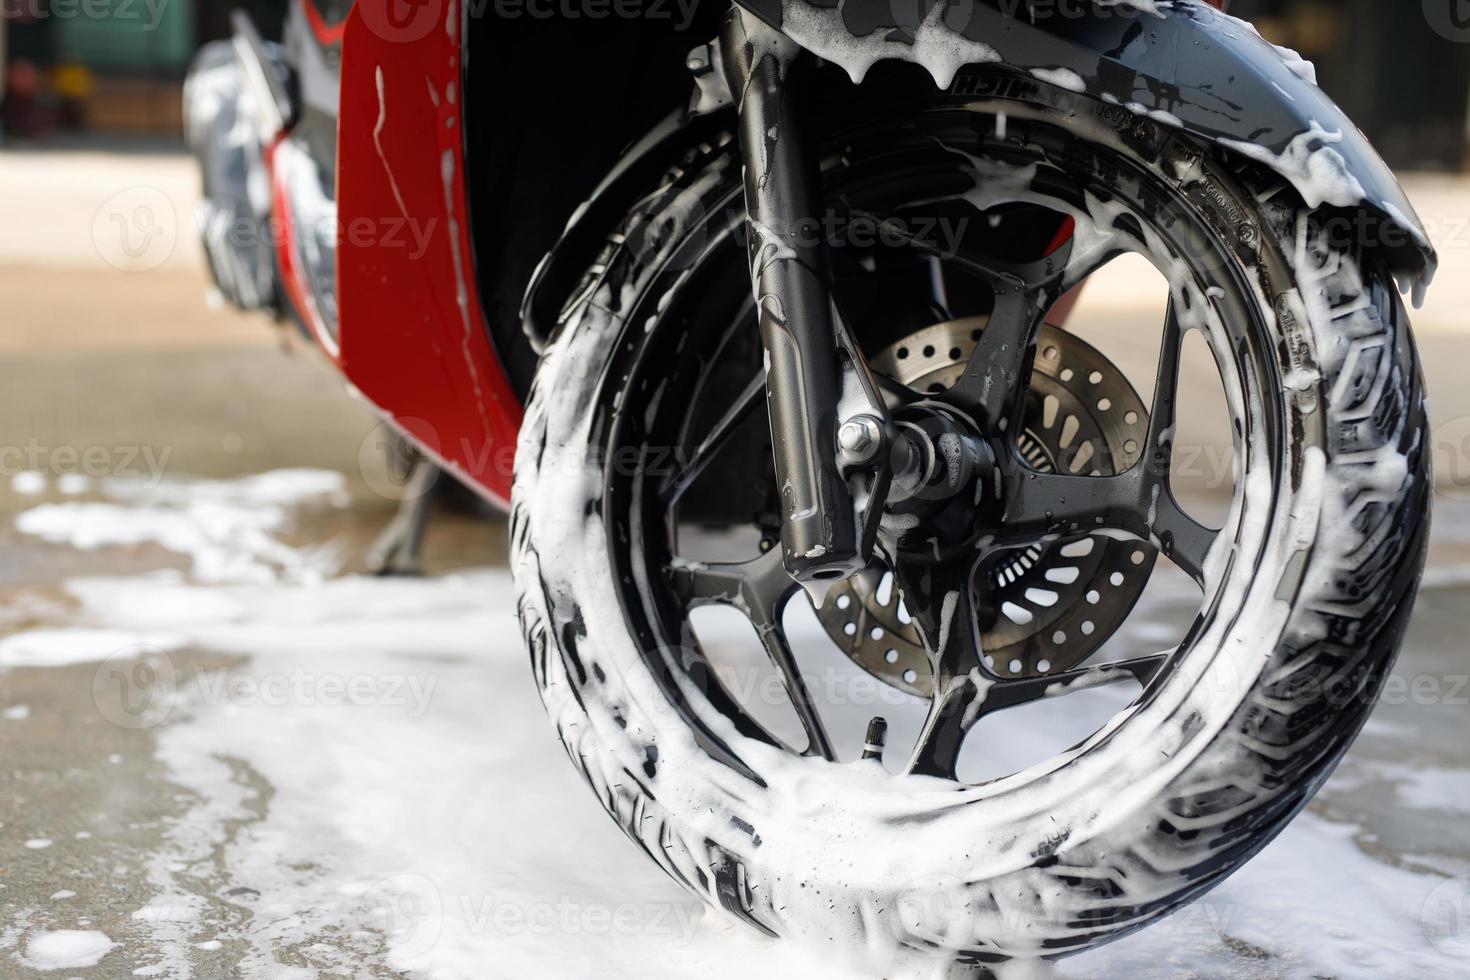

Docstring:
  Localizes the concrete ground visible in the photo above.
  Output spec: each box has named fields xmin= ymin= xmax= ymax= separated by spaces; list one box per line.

xmin=0 ymin=147 xmax=1467 ymax=978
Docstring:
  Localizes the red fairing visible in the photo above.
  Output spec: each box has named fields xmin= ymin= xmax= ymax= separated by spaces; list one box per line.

xmin=336 ymin=2 xmax=522 ymax=507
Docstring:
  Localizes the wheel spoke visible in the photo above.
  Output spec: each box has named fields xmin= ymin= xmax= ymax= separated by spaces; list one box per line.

xmin=996 ymin=455 xmax=1218 ymax=585
xmin=908 ymin=652 xmax=1171 ymax=780
xmin=873 ymin=370 xmax=924 ymax=408
xmin=890 ymin=558 xmax=992 ymax=778
xmin=668 ymin=549 xmax=836 ymax=759
xmin=753 ymin=616 xmax=836 ymax=760
xmin=1150 ymin=489 xmax=1219 ymax=585
xmin=854 ymin=213 xmax=1071 ymax=428
xmin=996 ymin=468 xmax=1141 ymax=545
xmin=669 ymin=546 xmax=793 ymax=613
xmin=877 ymin=217 xmax=1085 ymax=295
xmin=663 ymin=371 xmax=766 ymax=505
xmin=988 ymin=298 xmax=1221 ymax=585
xmin=908 ymin=670 xmax=991 ymax=779
xmin=927 ymin=254 xmax=953 ymax=322
xmin=1142 ymin=301 xmax=1222 ymax=584
xmin=1145 ymin=301 xmax=1186 ymax=479
xmin=946 ymin=280 xmax=1053 ymax=429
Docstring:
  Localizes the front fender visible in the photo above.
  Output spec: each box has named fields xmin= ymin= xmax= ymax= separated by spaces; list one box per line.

xmin=735 ymin=0 xmax=1437 ymax=295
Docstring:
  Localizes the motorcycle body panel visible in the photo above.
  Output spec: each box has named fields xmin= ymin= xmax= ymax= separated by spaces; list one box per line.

xmin=333 ymin=3 xmax=522 ymax=506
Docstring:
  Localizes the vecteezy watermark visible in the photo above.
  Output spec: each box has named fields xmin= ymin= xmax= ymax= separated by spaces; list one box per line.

xmin=1424 ymin=0 xmax=1470 ymax=43
xmin=92 ymin=646 xmax=179 ymax=731
xmin=357 ymin=0 xmax=446 ymax=44
xmin=361 ymin=873 xmax=700 ymax=964
xmin=1312 ymin=209 xmax=1458 ymax=254
xmin=626 ymin=202 xmax=975 ymax=274
xmin=1422 ymin=875 xmax=1470 ymax=957
xmin=1433 ymin=415 xmax=1470 ymax=501
xmin=1262 ymin=663 xmax=1469 ymax=713
xmin=93 ymin=648 xmax=439 ymax=730
xmin=359 ymin=419 xmax=452 ymax=503
xmin=486 ymin=0 xmax=703 ymax=29
xmin=891 ymin=871 xmax=1241 ymax=954
xmin=458 ymin=894 xmax=699 ymax=943
xmin=2 ymin=0 xmax=170 ymax=30
xmin=364 ymin=874 xmax=445 ymax=960
xmin=96 ymin=189 xmax=439 ymax=273
xmin=358 ymin=418 xmax=1242 ymax=506
xmin=191 ymin=668 xmax=439 ymax=717
xmin=597 ymin=643 xmax=1243 ymax=735
xmin=359 ymin=0 xmax=707 ymax=41
xmin=194 ymin=211 xmax=440 ymax=264
xmin=986 ymin=0 xmax=1174 ymax=24
xmin=0 ymin=440 xmax=172 ymax=486
xmin=93 ymin=187 xmax=179 ymax=273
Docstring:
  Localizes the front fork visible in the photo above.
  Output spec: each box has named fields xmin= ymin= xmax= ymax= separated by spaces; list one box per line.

xmin=720 ymin=11 xmax=886 ymax=584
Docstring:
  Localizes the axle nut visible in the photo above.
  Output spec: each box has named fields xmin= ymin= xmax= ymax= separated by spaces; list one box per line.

xmin=838 ymin=415 xmax=884 ymax=467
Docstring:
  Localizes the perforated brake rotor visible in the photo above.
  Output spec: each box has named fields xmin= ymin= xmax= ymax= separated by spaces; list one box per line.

xmin=818 ymin=317 xmax=1159 ymax=697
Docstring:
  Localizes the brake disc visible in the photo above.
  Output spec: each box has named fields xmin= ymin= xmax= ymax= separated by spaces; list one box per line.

xmin=818 ymin=317 xmax=1158 ymax=697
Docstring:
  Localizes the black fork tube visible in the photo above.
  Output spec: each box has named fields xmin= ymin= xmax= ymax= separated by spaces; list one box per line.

xmin=720 ymin=9 xmax=860 ymax=583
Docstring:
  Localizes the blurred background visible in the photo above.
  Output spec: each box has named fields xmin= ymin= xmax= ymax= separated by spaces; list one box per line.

xmin=0 ymin=0 xmax=509 ymax=579
xmin=2 ymin=1 xmax=289 ymax=141
xmin=4 ymin=1 xmax=1468 ymax=159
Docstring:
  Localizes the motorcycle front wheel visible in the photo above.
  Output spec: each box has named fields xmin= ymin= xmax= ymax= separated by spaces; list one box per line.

xmin=511 ymin=82 xmax=1429 ymax=973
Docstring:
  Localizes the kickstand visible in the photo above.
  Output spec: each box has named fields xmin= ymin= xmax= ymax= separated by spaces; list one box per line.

xmin=366 ymin=448 xmax=438 ymax=577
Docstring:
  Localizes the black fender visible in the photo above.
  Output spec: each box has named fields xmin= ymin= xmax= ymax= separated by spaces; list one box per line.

xmin=519 ymin=106 xmax=734 ymax=352
xmin=729 ymin=0 xmax=1435 ymax=293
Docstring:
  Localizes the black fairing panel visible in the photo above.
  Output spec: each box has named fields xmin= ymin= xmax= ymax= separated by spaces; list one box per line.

xmin=735 ymin=0 xmax=1436 ymax=282
xmin=461 ymin=13 xmax=726 ymax=398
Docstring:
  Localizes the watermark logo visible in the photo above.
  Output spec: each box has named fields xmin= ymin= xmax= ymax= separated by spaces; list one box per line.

xmin=360 ymin=419 xmax=444 ymax=502
xmin=194 ymin=211 xmax=439 ymax=263
xmin=496 ymin=0 xmax=702 ymax=29
xmin=1423 ymin=875 xmax=1470 ymax=957
xmin=365 ymin=874 xmax=445 ymax=961
xmin=94 ymin=187 xmax=178 ymax=272
xmin=894 ymin=873 xmax=978 ymax=947
xmin=93 ymin=646 xmax=179 ymax=731
xmin=1 ymin=439 xmax=172 ymax=487
xmin=1434 ymin=416 xmax=1470 ymax=501
xmin=360 ymin=0 xmax=445 ymax=43
xmin=92 ymin=648 xmax=440 ymax=730
xmin=2 ymin=0 xmax=170 ymax=30
xmin=1425 ymin=0 xmax=1470 ymax=42
xmin=358 ymin=873 xmax=700 ymax=961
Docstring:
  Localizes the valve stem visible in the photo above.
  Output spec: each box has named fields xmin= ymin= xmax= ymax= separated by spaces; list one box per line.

xmin=862 ymin=717 xmax=889 ymax=761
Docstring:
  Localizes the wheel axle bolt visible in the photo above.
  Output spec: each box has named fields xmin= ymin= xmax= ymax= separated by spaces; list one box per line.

xmin=838 ymin=415 xmax=884 ymax=467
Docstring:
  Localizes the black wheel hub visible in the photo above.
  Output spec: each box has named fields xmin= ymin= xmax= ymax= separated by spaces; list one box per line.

xmin=818 ymin=317 xmax=1158 ymax=695
xmin=881 ymin=401 xmax=1001 ymax=552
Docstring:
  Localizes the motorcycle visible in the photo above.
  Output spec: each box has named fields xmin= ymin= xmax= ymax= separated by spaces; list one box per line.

xmin=184 ymin=0 xmax=1434 ymax=972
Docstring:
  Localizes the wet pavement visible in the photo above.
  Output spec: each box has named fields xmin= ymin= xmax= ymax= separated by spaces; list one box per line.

xmin=0 ymin=466 xmax=1466 ymax=979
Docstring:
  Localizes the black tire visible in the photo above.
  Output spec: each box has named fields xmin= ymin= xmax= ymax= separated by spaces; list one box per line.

xmin=511 ymin=83 xmax=1429 ymax=972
